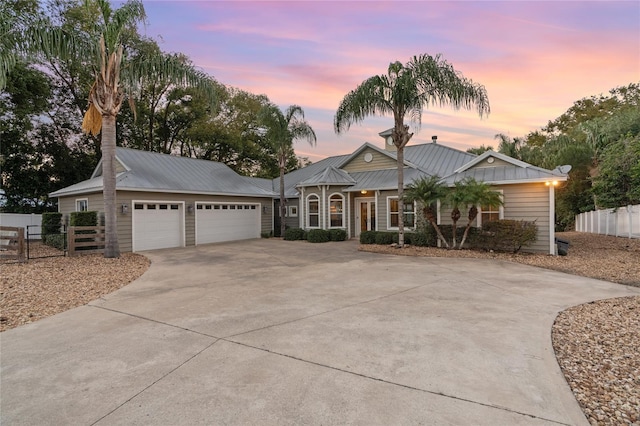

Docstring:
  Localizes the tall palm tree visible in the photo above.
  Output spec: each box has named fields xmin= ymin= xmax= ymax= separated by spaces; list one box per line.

xmin=404 ymin=176 xmax=449 ymax=248
xmin=335 ymin=53 xmax=490 ymax=247
xmin=260 ymin=104 xmax=316 ymax=237
xmin=456 ymin=178 xmax=503 ymax=249
xmin=15 ymin=0 xmax=216 ymax=257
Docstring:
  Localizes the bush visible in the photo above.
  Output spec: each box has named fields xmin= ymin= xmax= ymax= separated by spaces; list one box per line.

xmin=41 ymin=212 xmax=62 ymax=236
xmin=260 ymin=231 xmax=272 ymax=238
xmin=306 ymin=229 xmax=330 ymax=243
xmin=69 ymin=211 xmax=98 ymax=227
xmin=375 ymin=232 xmax=396 ymax=245
xmin=359 ymin=231 xmax=377 ymax=244
xmin=480 ymin=220 xmax=538 ymax=253
xmin=284 ymin=227 xmax=305 ymax=241
xmin=329 ymin=229 xmax=347 ymax=241
xmin=411 ymin=231 xmax=432 ymax=247
xmin=43 ymin=234 xmax=66 ymax=250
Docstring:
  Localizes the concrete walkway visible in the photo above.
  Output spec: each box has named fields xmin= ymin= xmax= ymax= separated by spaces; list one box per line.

xmin=2 ymin=240 xmax=639 ymax=425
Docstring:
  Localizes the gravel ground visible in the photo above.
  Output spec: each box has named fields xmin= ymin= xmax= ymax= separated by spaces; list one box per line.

xmin=2 ymin=233 xmax=638 ymax=424
xmin=0 ymin=242 xmax=149 ymax=332
xmin=360 ymin=231 xmax=640 ymax=425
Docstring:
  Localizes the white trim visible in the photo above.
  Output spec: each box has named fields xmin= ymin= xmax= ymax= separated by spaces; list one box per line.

xmin=271 ymin=198 xmax=275 ymax=233
xmin=75 ymin=198 xmax=89 ymax=212
xmin=346 ymin=192 xmax=351 ymax=238
xmin=321 ymin=186 xmax=327 ymax=229
xmin=328 ymin=192 xmax=345 ymax=229
xmin=52 ymin=186 xmax=275 ymax=198
xmin=300 ymin=187 xmax=305 ymax=228
xmin=354 ymin=197 xmax=375 ymax=236
xmin=549 ymin=184 xmax=555 ymax=255
xmin=374 ymin=191 xmax=379 ymax=231
xmin=436 ymin=199 xmax=441 ymax=225
xmin=306 ymin=194 xmax=320 ymax=229
xmin=131 ymin=199 xmax=185 ymax=252
xmin=287 ymin=205 xmax=298 ymax=218
xmin=476 ymin=190 xmax=504 ymax=228
xmin=453 ymin=150 xmax=532 ymax=174
xmin=386 ymin=196 xmax=416 ymax=231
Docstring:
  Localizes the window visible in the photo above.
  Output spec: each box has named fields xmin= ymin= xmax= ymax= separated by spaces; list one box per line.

xmin=477 ymin=190 xmax=504 ymax=227
xmin=329 ymin=194 xmax=344 ymax=228
xmin=287 ymin=205 xmax=298 ymax=217
xmin=388 ymin=197 xmax=415 ymax=229
xmin=307 ymin=195 xmax=319 ymax=228
xmin=76 ymin=199 xmax=88 ymax=212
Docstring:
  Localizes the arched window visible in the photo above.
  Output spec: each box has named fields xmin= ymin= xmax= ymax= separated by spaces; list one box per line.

xmin=329 ymin=193 xmax=344 ymax=228
xmin=307 ymin=194 xmax=320 ymax=228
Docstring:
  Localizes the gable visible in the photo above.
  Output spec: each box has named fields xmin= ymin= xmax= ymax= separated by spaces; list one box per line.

xmin=466 ymin=155 xmax=512 ymax=170
xmin=341 ymin=147 xmax=397 ymax=173
xmin=92 ymin=158 xmax=128 ymax=178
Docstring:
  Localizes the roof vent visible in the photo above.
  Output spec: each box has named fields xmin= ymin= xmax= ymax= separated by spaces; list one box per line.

xmin=431 ymin=135 xmax=437 ymax=143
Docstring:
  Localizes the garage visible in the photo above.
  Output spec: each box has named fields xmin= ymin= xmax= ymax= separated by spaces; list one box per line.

xmin=132 ymin=202 xmax=184 ymax=252
xmin=196 ymin=202 xmax=261 ymax=245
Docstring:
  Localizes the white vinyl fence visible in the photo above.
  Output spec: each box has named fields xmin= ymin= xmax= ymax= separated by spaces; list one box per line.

xmin=0 ymin=213 xmax=43 ymax=239
xmin=575 ymin=204 xmax=640 ymax=239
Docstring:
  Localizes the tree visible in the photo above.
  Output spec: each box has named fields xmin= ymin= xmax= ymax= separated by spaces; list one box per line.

xmin=19 ymin=0 xmax=217 ymax=257
xmin=456 ymin=178 xmax=503 ymax=249
xmin=334 ymin=53 xmax=489 ymax=247
xmin=260 ymin=104 xmax=316 ymax=237
xmin=591 ymin=135 xmax=640 ymax=208
xmin=466 ymin=145 xmax=493 ymax=155
xmin=404 ymin=176 xmax=449 ymax=248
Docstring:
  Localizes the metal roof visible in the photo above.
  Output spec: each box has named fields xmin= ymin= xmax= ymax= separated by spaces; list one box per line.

xmin=274 ymin=154 xmax=350 ymax=197
xmin=403 ymin=143 xmax=476 ymax=177
xmin=297 ymin=166 xmax=355 ymax=187
xmin=51 ymin=148 xmax=276 ymax=198
xmin=441 ymin=165 xmax=568 ymax=186
xmin=343 ymin=168 xmax=430 ymax=192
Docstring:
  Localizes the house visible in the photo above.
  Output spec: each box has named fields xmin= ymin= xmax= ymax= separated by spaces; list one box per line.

xmin=50 ymin=131 xmax=568 ymax=253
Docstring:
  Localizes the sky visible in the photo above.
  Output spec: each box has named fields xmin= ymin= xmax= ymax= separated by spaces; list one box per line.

xmin=138 ymin=1 xmax=640 ymax=162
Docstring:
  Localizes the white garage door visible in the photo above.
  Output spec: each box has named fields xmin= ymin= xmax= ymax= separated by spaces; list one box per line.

xmin=196 ymin=203 xmax=260 ymax=245
xmin=132 ymin=202 xmax=184 ymax=252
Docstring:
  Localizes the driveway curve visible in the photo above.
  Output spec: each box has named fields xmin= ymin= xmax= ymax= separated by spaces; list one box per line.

xmin=2 ymin=239 xmax=639 ymax=425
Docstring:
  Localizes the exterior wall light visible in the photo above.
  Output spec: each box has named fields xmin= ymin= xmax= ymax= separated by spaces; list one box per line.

xmin=187 ymin=204 xmax=194 ymax=214
xmin=361 ymin=190 xmax=368 ymax=194
xmin=545 ymin=181 xmax=559 ymax=186
xmin=121 ymin=203 xmax=128 ymax=214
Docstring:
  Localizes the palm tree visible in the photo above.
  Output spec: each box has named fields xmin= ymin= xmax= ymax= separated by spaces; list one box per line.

xmin=404 ymin=176 xmax=449 ymax=248
xmin=447 ymin=179 xmax=471 ymax=249
xmin=260 ymin=104 xmax=316 ymax=238
xmin=14 ymin=0 xmax=216 ymax=257
xmin=455 ymin=178 xmax=503 ymax=249
xmin=334 ymin=53 xmax=489 ymax=247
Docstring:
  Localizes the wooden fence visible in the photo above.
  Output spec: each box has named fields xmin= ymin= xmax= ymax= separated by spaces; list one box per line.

xmin=68 ymin=226 xmax=105 ymax=256
xmin=0 ymin=226 xmax=25 ymax=261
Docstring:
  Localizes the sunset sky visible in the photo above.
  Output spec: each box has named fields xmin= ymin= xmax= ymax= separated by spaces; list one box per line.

xmin=139 ymin=1 xmax=639 ymax=162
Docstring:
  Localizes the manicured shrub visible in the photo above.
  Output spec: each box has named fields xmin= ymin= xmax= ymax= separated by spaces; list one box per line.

xmin=41 ymin=212 xmax=62 ymax=236
xmin=360 ymin=231 xmax=377 ymax=244
xmin=480 ymin=220 xmax=538 ymax=253
xmin=329 ymin=229 xmax=347 ymax=241
xmin=260 ymin=231 xmax=273 ymax=238
xmin=284 ymin=227 xmax=305 ymax=241
xmin=306 ymin=229 xmax=330 ymax=243
xmin=411 ymin=231 xmax=431 ymax=247
xmin=69 ymin=211 xmax=98 ymax=227
xmin=375 ymin=232 xmax=395 ymax=245
xmin=43 ymin=234 xmax=66 ymax=250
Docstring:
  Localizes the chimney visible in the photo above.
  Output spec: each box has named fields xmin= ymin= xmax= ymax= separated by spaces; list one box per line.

xmin=432 ymin=135 xmax=437 ymax=144
xmin=378 ymin=128 xmax=397 ymax=152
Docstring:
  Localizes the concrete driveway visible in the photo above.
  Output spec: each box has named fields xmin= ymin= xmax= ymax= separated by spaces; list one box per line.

xmin=2 ymin=240 xmax=639 ymax=425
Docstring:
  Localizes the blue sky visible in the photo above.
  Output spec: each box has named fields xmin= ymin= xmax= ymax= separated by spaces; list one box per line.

xmin=138 ymin=1 xmax=640 ymax=161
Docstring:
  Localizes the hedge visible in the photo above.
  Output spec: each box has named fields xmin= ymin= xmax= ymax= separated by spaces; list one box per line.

xmin=69 ymin=211 xmax=98 ymax=227
xmin=41 ymin=212 xmax=62 ymax=236
xmin=284 ymin=227 xmax=306 ymax=241
xmin=329 ymin=229 xmax=347 ymax=241
xmin=479 ymin=220 xmax=538 ymax=253
xmin=306 ymin=229 xmax=330 ymax=243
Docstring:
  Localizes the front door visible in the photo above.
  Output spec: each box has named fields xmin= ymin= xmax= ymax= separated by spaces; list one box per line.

xmin=355 ymin=199 xmax=375 ymax=236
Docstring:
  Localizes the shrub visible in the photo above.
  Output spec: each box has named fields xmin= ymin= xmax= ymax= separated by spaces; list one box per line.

xmin=411 ymin=232 xmax=432 ymax=247
xmin=284 ymin=227 xmax=305 ymax=241
xmin=41 ymin=212 xmax=62 ymax=236
xmin=375 ymin=232 xmax=396 ymax=245
xmin=69 ymin=211 xmax=98 ymax=227
xmin=480 ymin=220 xmax=538 ymax=253
xmin=306 ymin=229 xmax=330 ymax=243
xmin=260 ymin=231 xmax=272 ymax=238
xmin=329 ymin=229 xmax=347 ymax=241
xmin=360 ymin=231 xmax=377 ymax=244
xmin=43 ymin=234 xmax=66 ymax=250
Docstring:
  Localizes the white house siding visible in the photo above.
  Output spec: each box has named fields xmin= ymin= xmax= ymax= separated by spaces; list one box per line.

xmin=57 ymin=191 xmax=273 ymax=253
xmin=439 ymin=183 xmax=550 ymax=253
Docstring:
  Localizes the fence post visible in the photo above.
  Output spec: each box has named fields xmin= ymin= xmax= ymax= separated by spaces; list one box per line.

xmin=629 ymin=205 xmax=633 ymax=239
xmin=17 ymin=228 xmax=25 ymax=261
xmin=68 ymin=227 xmax=75 ymax=256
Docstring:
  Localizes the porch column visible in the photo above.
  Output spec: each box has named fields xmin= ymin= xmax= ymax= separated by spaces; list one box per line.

xmin=374 ymin=190 xmax=379 ymax=231
xmin=321 ymin=185 xmax=327 ymax=229
xmin=346 ymin=191 xmax=351 ymax=237
xmin=549 ymin=184 xmax=555 ymax=255
xmin=299 ymin=187 xmax=304 ymax=228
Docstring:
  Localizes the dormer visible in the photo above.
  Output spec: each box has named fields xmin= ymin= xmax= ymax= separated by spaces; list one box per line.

xmin=378 ymin=128 xmax=397 ymax=152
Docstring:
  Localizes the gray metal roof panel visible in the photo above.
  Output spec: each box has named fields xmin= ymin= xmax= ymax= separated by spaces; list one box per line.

xmin=274 ymin=154 xmax=351 ymax=196
xmin=404 ymin=143 xmax=476 ymax=177
xmin=51 ymin=148 xmax=276 ymax=198
xmin=298 ymin=166 xmax=355 ymax=186
xmin=441 ymin=165 xmax=566 ymax=185
xmin=343 ymin=168 xmax=430 ymax=192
